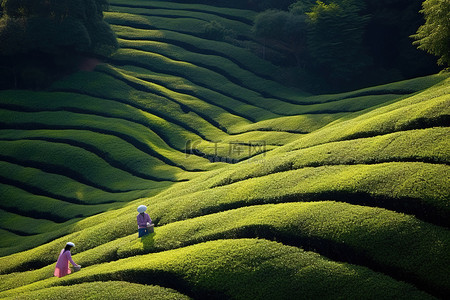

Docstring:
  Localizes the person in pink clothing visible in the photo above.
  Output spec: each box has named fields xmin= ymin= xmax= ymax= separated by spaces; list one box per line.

xmin=54 ymin=242 xmax=80 ymax=278
xmin=137 ymin=205 xmax=152 ymax=237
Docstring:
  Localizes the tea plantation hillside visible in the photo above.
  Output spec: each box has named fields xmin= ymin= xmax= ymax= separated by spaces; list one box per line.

xmin=0 ymin=0 xmax=449 ymax=299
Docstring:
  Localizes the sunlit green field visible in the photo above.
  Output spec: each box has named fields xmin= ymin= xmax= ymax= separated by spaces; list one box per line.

xmin=0 ymin=0 xmax=449 ymax=299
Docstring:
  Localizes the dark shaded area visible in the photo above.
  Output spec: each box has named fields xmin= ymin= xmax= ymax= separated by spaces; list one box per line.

xmin=0 ymin=0 xmax=118 ymax=90
xmin=127 ymin=0 xmax=444 ymax=94
xmin=152 ymin=0 xmax=295 ymax=11
xmin=361 ymin=0 xmax=440 ymax=82
xmin=251 ymin=0 xmax=441 ymax=92
xmin=0 ymin=52 xmax=85 ymax=90
xmin=0 ymin=0 xmax=443 ymax=93
xmin=110 ymin=2 xmax=253 ymax=25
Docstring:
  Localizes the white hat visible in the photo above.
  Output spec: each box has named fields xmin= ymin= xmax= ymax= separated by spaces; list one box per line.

xmin=66 ymin=242 xmax=75 ymax=247
xmin=137 ymin=205 xmax=147 ymax=213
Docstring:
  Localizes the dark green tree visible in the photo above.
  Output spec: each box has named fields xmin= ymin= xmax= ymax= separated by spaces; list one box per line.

xmin=253 ymin=9 xmax=308 ymax=64
xmin=202 ymin=20 xmax=236 ymax=41
xmin=411 ymin=0 xmax=450 ymax=67
xmin=251 ymin=0 xmax=440 ymax=91
xmin=289 ymin=0 xmax=316 ymax=14
xmin=0 ymin=0 xmax=118 ymax=89
xmin=0 ymin=0 xmax=117 ymax=57
xmin=305 ymin=0 xmax=370 ymax=81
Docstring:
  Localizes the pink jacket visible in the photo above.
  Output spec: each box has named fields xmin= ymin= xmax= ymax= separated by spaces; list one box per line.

xmin=137 ymin=213 xmax=151 ymax=229
xmin=54 ymin=249 xmax=77 ymax=278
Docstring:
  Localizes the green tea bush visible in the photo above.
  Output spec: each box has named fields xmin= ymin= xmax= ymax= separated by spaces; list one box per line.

xmin=199 ymin=127 xmax=450 ymax=189
xmin=234 ymin=113 xmax=346 ymax=133
xmin=0 ymin=159 xmax=157 ymax=204
xmin=2 ymin=202 xmax=448 ymax=296
xmin=0 ymin=139 xmax=164 ymax=192
xmin=112 ymin=64 xmax=278 ymax=122
xmin=0 ymin=240 xmax=433 ymax=299
xmin=109 ymin=5 xmax=252 ymax=37
xmin=0 ymin=88 xmax=205 ymax=152
xmin=96 ymin=63 xmax=253 ymax=132
xmin=0 ymin=209 xmax=76 ymax=236
xmin=0 ymin=106 xmax=214 ymax=172
xmin=49 ymin=70 xmax=235 ymax=142
xmin=0 ymin=180 xmax=123 ymax=220
xmin=110 ymin=0 xmax=256 ymax=21
xmin=279 ymin=78 xmax=450 ymax=152
xmin=0 ymin=128 xmax=193 ymax=181
xmin=115 ymin=38 xmax=296 ymax=101
xmin=111 ymin=24 xmax=278 ymax=79
xmin=3 ymin=281 xmax=191 ymax=300
xmin=110 ymin=48 xmax=407 ymax=116
xmin=154 ymin=162 xmax=450 ymax=227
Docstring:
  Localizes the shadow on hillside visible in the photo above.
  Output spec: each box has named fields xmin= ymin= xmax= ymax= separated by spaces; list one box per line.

xmin=140 ymin=232 xmax=156 ymax=251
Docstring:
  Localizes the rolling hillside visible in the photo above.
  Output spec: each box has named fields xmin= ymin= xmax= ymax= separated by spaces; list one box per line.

xmin=0 ymin=0 xmax=449 ymax=299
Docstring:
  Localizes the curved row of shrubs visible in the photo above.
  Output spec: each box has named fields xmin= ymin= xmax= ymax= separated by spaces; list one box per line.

xmin=0 ymin=239 xmax=434 ymax=299
xmin=2 ymin=200 xmax=449 ymax=296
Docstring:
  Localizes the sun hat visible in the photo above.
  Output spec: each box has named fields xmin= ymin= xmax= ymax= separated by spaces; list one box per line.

xmin=66 ymin=242 xmax=75 ymax=247
xmin=137 ymin=205 xmax=147 ymax=213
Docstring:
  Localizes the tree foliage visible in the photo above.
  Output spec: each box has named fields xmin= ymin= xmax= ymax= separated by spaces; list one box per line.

xmin=253 ymin=0 xmax=370 ymax=89
xmin=202 ymin=20 xmax=236 ymax=41
xmin=0 ymin=0 xmax=117 ymax=57
xmin=252 ymin=0 xmax=440 ymax=92
xmin=253 ymin=9 xmax=308 ymax=65
xmin=289 ymin=0 xmax=316 ymax=14
xmin=305 ymin=1 xmax=370 ymax=78
xmin=411 ymin=0 xmax=450 ymax=67
xmin=254 ymin=9 xmax=307 ymax=42
xmin=0 ymin=0 xmax=117 ymax=89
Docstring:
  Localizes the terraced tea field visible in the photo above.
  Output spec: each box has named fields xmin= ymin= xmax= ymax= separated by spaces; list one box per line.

xmin=0 ymin=0 xmax=449 ymax=299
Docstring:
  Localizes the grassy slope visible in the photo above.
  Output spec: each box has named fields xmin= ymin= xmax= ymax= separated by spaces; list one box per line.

xmin=0 ymin=240 xmax=435 ymax=299
xmin=0 ymin=0 xmax=449 ymax=298
xmin=3 ymin=281 xmax=191 ymax=300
